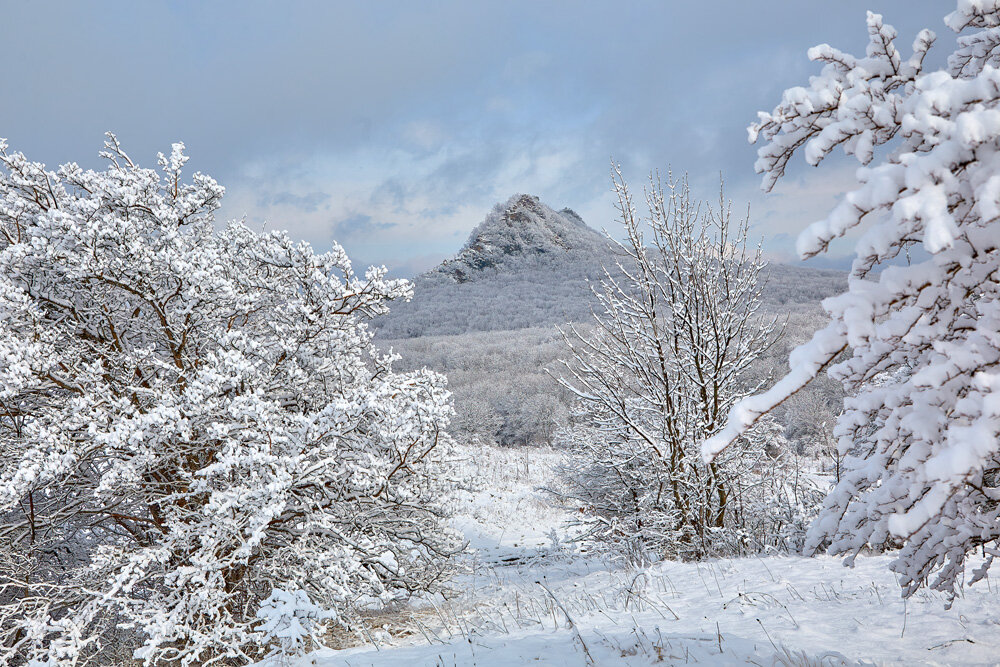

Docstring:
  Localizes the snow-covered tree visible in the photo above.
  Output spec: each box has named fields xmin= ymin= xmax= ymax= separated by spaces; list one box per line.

xmin=705 ymin=3 xmax=1000 ymax=601
xmin=558 ymin=168 xmax=783 ymax=560
xmin=0 ymin=135 xmax=459 ymax=665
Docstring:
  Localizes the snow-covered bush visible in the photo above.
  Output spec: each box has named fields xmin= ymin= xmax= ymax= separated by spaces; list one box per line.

xmin=255 ymin=588 xmax=335 ymax=658
xmin=706 ymin=3 xmax=1000 ymax=601
xmin=0 ymin=135 xmax=459 ymax=665
xmin=743 ymin=424 xmax=828 ymax=554
xmin=558 ymin=168 xmax=790 ymax=561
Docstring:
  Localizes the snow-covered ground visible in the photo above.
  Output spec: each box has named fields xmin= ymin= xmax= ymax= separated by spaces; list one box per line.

xmin=267 ymin=445 xmax=1000 ymax=666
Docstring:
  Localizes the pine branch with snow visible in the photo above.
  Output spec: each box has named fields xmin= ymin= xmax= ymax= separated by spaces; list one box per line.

xmin=706 ymin=2 xmax=1000 ymax=602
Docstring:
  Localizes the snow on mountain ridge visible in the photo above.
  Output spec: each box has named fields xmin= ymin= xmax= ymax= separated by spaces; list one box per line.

xmin=433 ymin=194 xmax=610 ymax=283
xmin=375 ymin=194 xmax=846 ymax=338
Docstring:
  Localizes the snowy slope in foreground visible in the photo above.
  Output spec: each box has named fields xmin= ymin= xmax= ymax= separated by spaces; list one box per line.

xmin=262 ymin=447 xmax=1000 ymax=666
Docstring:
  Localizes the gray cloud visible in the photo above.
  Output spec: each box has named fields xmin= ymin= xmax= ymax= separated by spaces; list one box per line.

xmin=0 ymin=1 xmax=950 ymax=273
xmin=330 ymin=214 xmax=396 ymax=240
xmin=257 ymin=192 xmax=331 ymax=213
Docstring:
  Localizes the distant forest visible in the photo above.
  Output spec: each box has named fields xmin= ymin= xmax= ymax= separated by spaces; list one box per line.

xmin=375 ymin=195 xmax=847 ymax=447
xmin=376 ymin=212 xmax=846 ymax=339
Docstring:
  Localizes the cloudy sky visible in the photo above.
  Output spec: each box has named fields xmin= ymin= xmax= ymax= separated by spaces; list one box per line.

xmin=2 ymin=1 xmax=945 ymax=274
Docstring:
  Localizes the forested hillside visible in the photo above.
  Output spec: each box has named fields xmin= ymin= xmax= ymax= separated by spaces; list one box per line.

xmin=377 ymin=193 xmax=847 ymax=447
xmin=375 ymin=194 xmax=847 ymax=338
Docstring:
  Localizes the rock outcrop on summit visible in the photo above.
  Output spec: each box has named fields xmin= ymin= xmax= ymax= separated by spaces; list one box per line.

xmin=430 ymin=194 xmax=612 ymax=283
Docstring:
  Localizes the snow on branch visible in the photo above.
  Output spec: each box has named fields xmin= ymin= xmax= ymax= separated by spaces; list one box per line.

xmin=0 ymin=136 xmax=459 ymax=665
xmin=709 ymin=1 xmax=1000 ymax=601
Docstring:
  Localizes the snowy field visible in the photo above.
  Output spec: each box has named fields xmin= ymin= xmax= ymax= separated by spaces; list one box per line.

xmin=262 ymin=445 xmax=1000 ymax=666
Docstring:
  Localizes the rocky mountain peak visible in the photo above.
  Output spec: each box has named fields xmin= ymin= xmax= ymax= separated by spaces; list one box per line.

xmin=432 ymin=194 xmax=608 ymax=283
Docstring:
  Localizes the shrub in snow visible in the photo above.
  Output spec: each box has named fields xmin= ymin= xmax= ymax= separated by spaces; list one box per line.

xmin=706 ymin=3 xmax=1000 ymax=601
xmin=255 ymin=588 xmax=334 ymax=657
xmin=0 ymin=135 xmax=459 ymax=665
xmin=557 ymin=168 xmax=795 ymax=561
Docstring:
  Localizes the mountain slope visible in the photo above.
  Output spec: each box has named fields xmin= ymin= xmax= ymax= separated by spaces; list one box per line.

xmin=431 ymin=194 xmax=612 ymax=283
xmin=375 ymin=195 xmax=847 ymax=339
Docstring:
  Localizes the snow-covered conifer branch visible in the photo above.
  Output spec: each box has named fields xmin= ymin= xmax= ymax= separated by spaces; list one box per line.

xmin=709 ymin=2 xmax=1000 ymax=601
